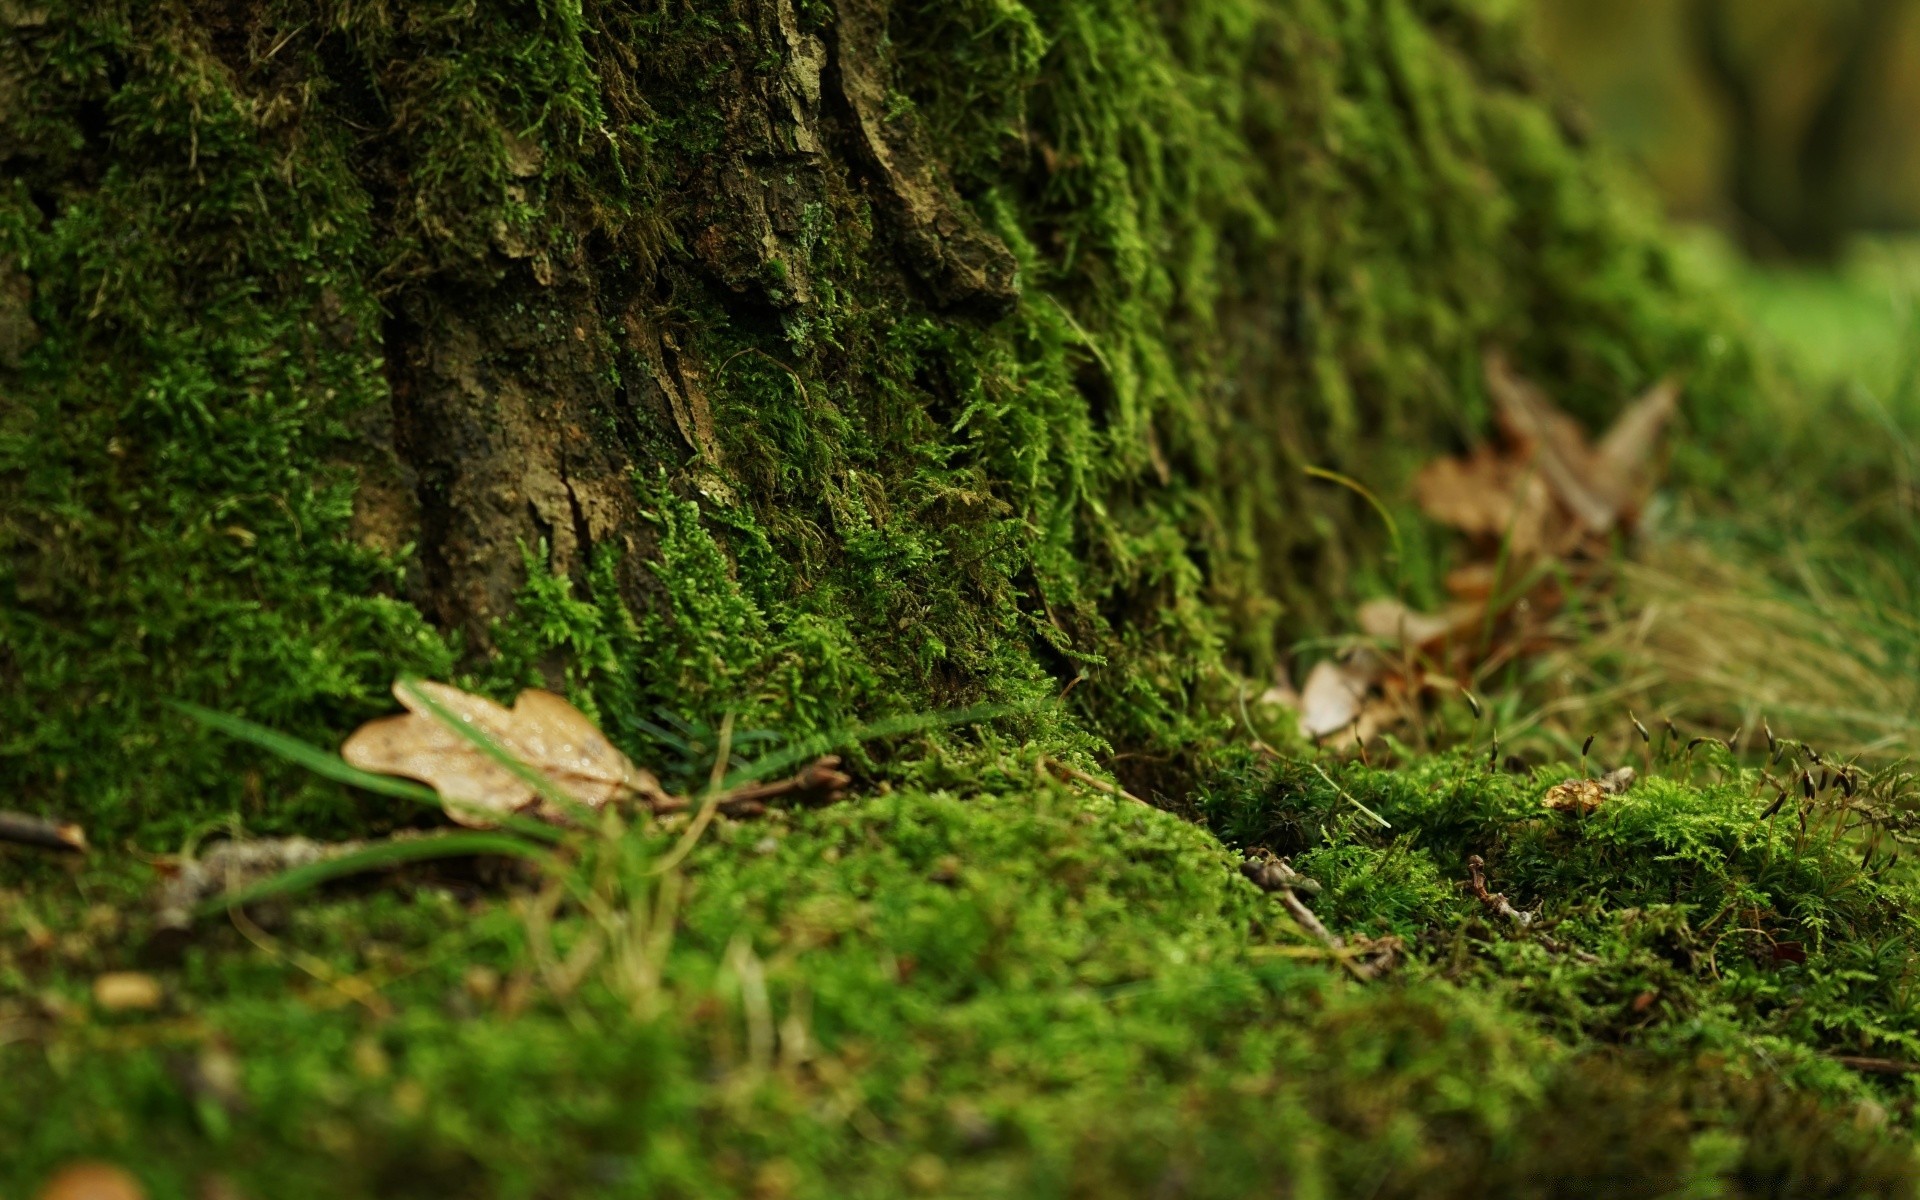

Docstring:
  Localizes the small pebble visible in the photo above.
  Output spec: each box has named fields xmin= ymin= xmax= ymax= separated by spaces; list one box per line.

xmin=36 ymin=1162 xmax=146 ymax=1200
xmin=91 ymin=972 xmax=163 ymax=1012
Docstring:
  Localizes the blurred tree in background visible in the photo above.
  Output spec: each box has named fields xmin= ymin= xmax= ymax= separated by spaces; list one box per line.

xmin=1534 ymin=0 xmax=1920 ymax=260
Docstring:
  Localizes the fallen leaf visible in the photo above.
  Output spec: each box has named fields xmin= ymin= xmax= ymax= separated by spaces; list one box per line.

xmin=1356 ymin=597 xmax=1482 ymax=651
xmin=1593 ymin=378 xmax=1681 ymax=521
xmin=92 ymin=971 xmax=163 ymax=1012
xmin=1413 ymin=445 xmax=1558 ymax=555
xmin=1443 ymin=562 xmax=1499 ymax=600
xmin=1296 ymin=657 xmax=1382 ymax=741
xmin=1483 ymin=350 xmax=1681 ymax=537
xmin=1484 ymin=349 xmax=1620 ymax=532
xmin=1542 ymin=778 xmax=1608 ymax=814
xmin=343 ymin=680 xmax=668 ymax=828
xmin=36 ymin=1163 xmax=146 ymax=1200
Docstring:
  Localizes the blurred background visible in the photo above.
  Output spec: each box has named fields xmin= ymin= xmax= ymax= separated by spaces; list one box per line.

xmin=1531 ymin=0 xmax=1920 ymax=390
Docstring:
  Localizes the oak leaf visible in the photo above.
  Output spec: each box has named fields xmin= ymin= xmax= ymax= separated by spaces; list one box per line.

xmin=343 ymin=680 xmax=668 ymax=828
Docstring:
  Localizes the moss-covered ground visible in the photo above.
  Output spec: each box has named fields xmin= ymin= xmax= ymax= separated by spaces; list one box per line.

xmin=5 ymin=742 xmax=1920 ymax=1197
xmin=7 ymin=0 xmax=1920 ymax=1194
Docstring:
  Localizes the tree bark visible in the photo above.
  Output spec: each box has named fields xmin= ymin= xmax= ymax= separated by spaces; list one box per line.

xmin=0 ymin=0 xmax=1716 ymax=835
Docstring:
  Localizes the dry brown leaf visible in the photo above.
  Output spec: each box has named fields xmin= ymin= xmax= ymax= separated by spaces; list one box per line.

xmin=1356 ymin=597 xmax=1483 ymax=651
xmin=1542 ymin=778 xmax=1608 ymax=815
xmin=1542 ymin=767 xmax=1634 ymax=815
xmin=1485 ymin=349 xmax=1619 ymax=531
xmin=1413 ymin=446 xmax=1558 ymax=556
xmin=343 ymin=680 xmax=667 ymax=828
xmin=1296 ymin=657 xmax=1383 ymax=741
xmin=92 ymin=972 xmax=163 ymax=1012
xmin=1443 ymin=562 xmax=1498 ymax=600
xmin=1594 ymin=377 xmax=1681 ymax=519
xmin=1290 ymin=355 xmax=1679 ymax=755
xmin=1483 ymin=350 xmax=1681 ymax=536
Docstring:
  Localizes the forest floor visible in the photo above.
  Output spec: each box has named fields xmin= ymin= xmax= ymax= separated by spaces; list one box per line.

xmin=6 ymin=238 xmax=1920 ymax=1199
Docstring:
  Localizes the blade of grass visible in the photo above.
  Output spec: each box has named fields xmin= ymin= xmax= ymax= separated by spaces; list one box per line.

xmin=719 ymin=702 xmax=1022 ymax=790
xmin=176 ymin=699 xmax=566 ymax=844
xmin=195 ymin=832 xmax=548 ymax=917
xmin=174 ymin=702 xmax=440 ymax=806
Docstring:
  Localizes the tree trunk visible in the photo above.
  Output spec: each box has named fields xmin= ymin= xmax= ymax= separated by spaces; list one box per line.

xmin=0 ymin=0 xmax=1718 ymax=838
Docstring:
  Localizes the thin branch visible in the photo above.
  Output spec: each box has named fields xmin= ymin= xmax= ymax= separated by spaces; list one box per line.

xmin=0 ymin=811 xmax=88 ymax=853
xmin=1831 ymin=1055 xmax=1920 ymax=1077
xmin=1041 ymin=757 xmax=1149 ymax=806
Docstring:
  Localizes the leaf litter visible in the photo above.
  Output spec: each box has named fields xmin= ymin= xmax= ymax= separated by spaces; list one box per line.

xmin=342 ymin=679 xmax=674 ymax=828
xmin=1277 ymin=350 xmax=1682 ymax=746
xmin=159 ymin=681 xmax=858 ymax=928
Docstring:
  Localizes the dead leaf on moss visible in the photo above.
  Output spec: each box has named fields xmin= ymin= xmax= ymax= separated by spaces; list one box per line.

xmin=1483 ymin=349 xmax=1679 ymax=538
xmin=1270 ymin=354 xmax=1681 ymax=755
xmin=1295 ymin=658 xmax=1376 ymax=741
xmin=35 ymin=1163 xmax=146 ymax=1200
xmin=1413 ymin=445 xmax=1558 ymax=556
xmin=1356 ymin=597 xmax=1482 ymax=651
xmin=342 ymin=680 xmax=669 ymax=828
xmin=92 ymin=972 xmax=163 ymax=1012
xmin=1542 ymin=767 xmax=1634 ymax=815
xmin=1542 ymin=777 xmax=1608 ymax=814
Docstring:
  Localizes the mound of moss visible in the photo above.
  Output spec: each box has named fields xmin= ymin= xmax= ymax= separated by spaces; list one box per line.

xmin=4 ymin=752 xmax=1917 ymax=1196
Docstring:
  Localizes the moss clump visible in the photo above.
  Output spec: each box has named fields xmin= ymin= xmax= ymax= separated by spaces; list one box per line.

xmin=4 ymin=759 xmax=1917 ymax=1196
xmin=1208 ymin=751 xmax=1920 ymax=1072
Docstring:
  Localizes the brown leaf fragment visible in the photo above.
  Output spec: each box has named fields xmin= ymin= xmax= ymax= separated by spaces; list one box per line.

xmin=1443 ymin=562 xmax=1499 ymax=600
xmin=1413 ymin=446 xmax=1557 ymax=555
xmin=1593 ymin=377 xmax=1681 ymax=521
xmin=1482 ymin=350 xmax=1681 ymax=536
xmin=1485 ymin=349 xmax=1619 ymax=532
xmin=35 ymin=1163 xmax=147 ymax=1200
xmin=342 ymin=680 xmax=667 ymax=828
xmin=1295 ymin=658 xmax=1377 ymax=741
xmin=1357 ymin=597 xmax=1482 ymax=651
xmin=1542 ymin=777 xmax=1608 ymax=815
xmin=92 ymin=972 xmax=163 ymax=1012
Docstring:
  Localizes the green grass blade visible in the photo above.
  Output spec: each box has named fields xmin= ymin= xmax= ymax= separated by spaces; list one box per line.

xmin=722 ymin=701 xmax=1023 ymax=789
xmin=173 ymin=701 xmax=440 ymax=806
xmin=195 ymin=832 xmax=548 ymax=917
xmin=176 ymin=699 xmax=568 ymax=845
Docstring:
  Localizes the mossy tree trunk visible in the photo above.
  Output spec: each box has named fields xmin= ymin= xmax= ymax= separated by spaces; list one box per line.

xmin=1 ymin=0 xmax=1726 ymax=839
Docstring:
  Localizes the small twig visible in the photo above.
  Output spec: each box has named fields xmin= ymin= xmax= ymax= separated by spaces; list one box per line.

xmin=1830 ymin=1055 xmax=1920 ymax=1077
xmin=650 ymin=755 xmax=852 ymax=817
xmin=1466 ymin=854 xmax=1535 ymax=928
xmin=1241 ymin=851 xmax=1380 ymax=982
xmin=1041 ymin=757 xmax=1149 ymax=806
xmin=0 ymin=810 xmax=88 ymax=853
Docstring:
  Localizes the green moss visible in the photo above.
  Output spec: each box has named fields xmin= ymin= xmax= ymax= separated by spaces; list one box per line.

xmin=5 ymin=765 xmax=1916 ymax=1195
xmin=10 ymin=2 xmax=1910 ymax=1189
xmin=2 ymin=0 xmax=1753 ymax=841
